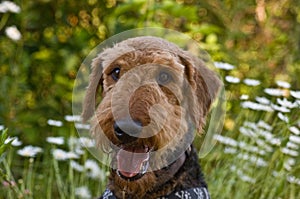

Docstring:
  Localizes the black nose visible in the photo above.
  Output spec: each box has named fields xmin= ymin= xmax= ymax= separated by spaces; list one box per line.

xmin=113 ymin=119 xmax=142 ymax=143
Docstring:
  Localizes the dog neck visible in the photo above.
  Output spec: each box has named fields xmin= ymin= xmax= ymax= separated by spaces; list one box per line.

xmin=152 ymin=146 xmax=191 ymax=188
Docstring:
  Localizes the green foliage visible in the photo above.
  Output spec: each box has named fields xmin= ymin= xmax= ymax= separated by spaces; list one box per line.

xmin=0 ymin=0 xmax=300 ymax=198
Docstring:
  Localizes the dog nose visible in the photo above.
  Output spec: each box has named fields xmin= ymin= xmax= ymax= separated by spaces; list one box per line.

xmin=113 ymin=119 xmax=142 ymax=143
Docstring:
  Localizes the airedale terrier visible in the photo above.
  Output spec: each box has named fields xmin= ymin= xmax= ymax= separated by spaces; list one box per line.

xmin=82 ymin=36 xmax=221 ymax=199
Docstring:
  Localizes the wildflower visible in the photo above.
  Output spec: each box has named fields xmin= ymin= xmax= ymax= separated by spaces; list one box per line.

xmin=269 ymin=138 xmax=281 ymax=146
xmin=277 ymin=112 xmax=289 ymax=123
xmin=225 ymin=76 xmax=240 ymax=83
xmin=289 ymin=135 xmax=300 ymax=144
xmin=256 ymin=139 xmax=273 ymax=152
xmin=289 ymin=126 xmax=300 ymax=135
xmin=276 ymin=80 xmax=291 ymax=89
xmin=255 ymin=96 xmax=270 ymax=105
xmin=47 ymin=119 xmax=63 ymax=127
xmin=277 ymin=98 xmax=298 ymax=108
xmin=239 ymin=126 xmax=256 ymax=137
xmin=237 ymin=153 xmax=267 ymax=167
xmin=79 ymin=137 xmax=95 ymax=148
xmin=0 ymin=125 xmax=4 ymax=131
xmin=290 ymin=91 xmax=300 ymax=99
xmin=241 ymin=101 xmax=273 ymax=112
xmin=243 ymin=78 xmax=261 ymax=86
xmin=70 ymin=160 xmax=84 ymax=172
xmin=214 ymin=62 xmax=235 ymax=70
xmin=5 ymin=26 xmax=22 ymax=41
xmin=17 ymin=146 xmax=43 ymax=157
xmin=236 ymin=170 xmax=256 ymax=184
xmin=281 ymin=147 xmax=298 ymax=157
xmin=46 ymin=137 xmax=64 ymax=145
xmin=85 ymin=159 xmax=105 ymax=180
xmin=264 ymin=88 xmax=285 ymax=96
xmin=68 ymin=137 xmax=85 ymax=155
xmin=224 ymin=147 xmax=237 ymax=154
xmin=52 ymin=149 xmax=79 ymax=161
xmin=238 ymin=141 xmax=266 ymax=155
xmin=75 ymin=186 xmax=91 ymax=199
xmin=244 ymin=121 xmax=258 ymax=130
xmin=0 ymin=1 xmax=21 ymax=13
xmin=5 ymin=136 xmax=22 ymax=146
xmin=271 ymin=103 xmax=290 ymax=113
xmin=75 ymin=123 xmax=90 ymax=130
xmin=240 ymin=94 xmax=249 ymax=100
xmin=214 ymin=135 xmax=238 ymax=147
xmin=287 ymin=175 xmax=300 ymax=186
xmin=287 ymin=141 xmax=299 ymax=150
xmin=64 ymin=115 xmax=81 ymax=122
xmin=257 ymin=120 xmax=272 ymax=131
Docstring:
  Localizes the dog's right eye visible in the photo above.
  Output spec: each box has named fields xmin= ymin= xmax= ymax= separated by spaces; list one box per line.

xmin=110 ymin=67 xmax=121 ymax=81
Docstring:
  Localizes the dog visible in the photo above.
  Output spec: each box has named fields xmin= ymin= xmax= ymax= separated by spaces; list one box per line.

xmin=82 ymin=36 xmax=221 ymax=199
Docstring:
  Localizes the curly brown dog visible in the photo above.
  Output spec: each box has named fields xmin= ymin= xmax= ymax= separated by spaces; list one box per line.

xmin=82 ymin=36 xmax=221 ymax=199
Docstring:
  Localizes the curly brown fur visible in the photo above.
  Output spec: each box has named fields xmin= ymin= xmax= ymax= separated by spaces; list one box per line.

xmin=82 ymin=36 xmax=221 ymax=199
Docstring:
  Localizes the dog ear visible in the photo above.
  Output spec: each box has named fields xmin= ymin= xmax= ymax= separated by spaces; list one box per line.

xmin=82 ymin=55 xmax=104 ymax=122
xmin=180 ymin=52 xmax=222 ymax=133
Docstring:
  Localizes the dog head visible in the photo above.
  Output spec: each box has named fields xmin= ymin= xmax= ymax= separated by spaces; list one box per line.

xmin=82 ymin=36 xmax=221 ymax=196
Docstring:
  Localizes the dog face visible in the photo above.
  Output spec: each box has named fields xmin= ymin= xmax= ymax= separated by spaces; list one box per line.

xmin=82 ymin=36 xmax=221 ymax=197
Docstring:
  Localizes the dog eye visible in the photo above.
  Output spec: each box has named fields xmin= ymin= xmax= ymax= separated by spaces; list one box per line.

xmin=110 ymin=67 xmax=121 ymax=81
xmin=157 ymin=71 xmax=172 ymax=85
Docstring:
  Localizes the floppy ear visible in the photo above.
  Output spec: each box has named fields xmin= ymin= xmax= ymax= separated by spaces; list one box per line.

xmin=82 ymin=55 xmax=104 ymax=122
xmin=180 ymin=52 xmax=222 ymax=133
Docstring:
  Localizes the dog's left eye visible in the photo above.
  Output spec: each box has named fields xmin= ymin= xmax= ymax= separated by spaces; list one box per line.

xmin=157 ymin=71 xmax=172 ymax=85
xmin=110 ymin=67 xmax=121 ymax=81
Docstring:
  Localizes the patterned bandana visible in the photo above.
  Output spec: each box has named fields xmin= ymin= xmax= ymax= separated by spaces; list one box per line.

xmin=99 ymin=187 xmax=210 ymax=199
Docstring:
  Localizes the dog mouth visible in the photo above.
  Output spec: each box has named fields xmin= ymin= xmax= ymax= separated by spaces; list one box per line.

xmin=116 ymin=145 xmax=151 ymax=181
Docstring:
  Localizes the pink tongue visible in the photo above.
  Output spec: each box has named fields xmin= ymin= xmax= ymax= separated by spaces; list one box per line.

xmin=117 ymin=147 xmax=149 ymax=178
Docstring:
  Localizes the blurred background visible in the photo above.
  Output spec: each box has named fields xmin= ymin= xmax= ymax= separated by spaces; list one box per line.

xmin=1 ymin=0 xmax=299 ymax=142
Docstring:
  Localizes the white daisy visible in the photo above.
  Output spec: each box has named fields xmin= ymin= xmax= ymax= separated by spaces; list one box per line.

xmin=17 ymin=146 xmax=43 ymax=157
xmin=276 ymin=80 xmax=291 ymax=89
xmin=241 ymin=101 xmax=273 ymax=112
xmin=281 ymin=147 xmax=298 ymax=157
xmin=277 ymin=98 xmax=298 ymax=108
xmin=64 ymin=115 xmax=81 ymax=122
xmin=70 ymin=161 xmax=84 ymax=172
xmin=257 ymin=120 xmax=273 ymax=131
xmin=240 ymin=94 xmax=249 ymax=100
xmin=224 ymin=147 xmax=237 ymax=154
xmin=46 ymin=137 xmax=64 ymax=145
xmin=255 ymin=96 xmax=270 ymax=105
xmin=75 ymin=123 xmax=90 ymax=130
xmin=289 ymin=135 xmax=300 ymax=144
xmin=277 ymin=112 xmax=289 ymax=123
xmin=271 ymin=103 xmax=290 ymax=113
xmin=84 ymin=159 xmax=105 ymax=180
xmin=214 ymin=62 xmax=235 ymax=70
xmin=264 ymin=88 xmax=285 ymax=96
xmin=75 ymin=186 xmax=91 ymax=199
xmin=0 ymin=1 xmax=21 ymax=13
xmin=79 ymin=137 xmax=95 ymax=148
xmin=289 ymin=126 xmax=300 ymax=135
xmin=225 ymin=75 xmax=240 ymax=84
xmin=243 ymin=78 xmax=261 ymax=86
xmin=52 ymin=149 xmax=79 ymax=161
xmin=5 ymin=26 xmax=22 ymax=41
xmin=214 ymin=135 xmax=238 ymax=147
xmin=287 ymin=141 xmax=299 ymax=150
xmin=290 ymin=91 xmax=300 ymax=99
xmin=4 ymin=136 xmax=22 ymax=146
xmin=47 ymin=119 xmax=63 ymax=127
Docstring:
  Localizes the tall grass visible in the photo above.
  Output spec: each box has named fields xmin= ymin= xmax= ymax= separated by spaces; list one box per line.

xmin=1 ymin=63 xmax=300 ymax=198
